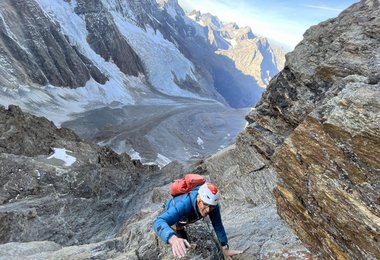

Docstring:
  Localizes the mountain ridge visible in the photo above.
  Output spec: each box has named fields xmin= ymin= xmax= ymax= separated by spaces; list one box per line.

xmin=0 ymin=0 xmax=284 ymax=165
xmin=187 ymin=9 xmax=285 ymax=87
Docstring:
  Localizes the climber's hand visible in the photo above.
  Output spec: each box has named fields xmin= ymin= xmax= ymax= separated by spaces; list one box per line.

xmin=168 ymin=235 xmax=191 ymax=258
xmin=223 ymin=247 xmax=243 ymax=259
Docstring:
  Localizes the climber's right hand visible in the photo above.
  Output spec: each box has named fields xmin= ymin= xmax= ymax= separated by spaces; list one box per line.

xmin=168 ymin=235 xmax=190 ymax=258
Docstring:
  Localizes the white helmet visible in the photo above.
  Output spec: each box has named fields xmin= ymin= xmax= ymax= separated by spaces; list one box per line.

xmin=198 ymin=183 xmax=220 ymax=206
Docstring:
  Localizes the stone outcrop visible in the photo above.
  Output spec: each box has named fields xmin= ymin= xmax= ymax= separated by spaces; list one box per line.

xmin=0 ymin=106 xmax=158 ymax=244
xmin=240 ymin=0 xmax=380 ymax=258
xmin=0 ymin=105 xmax=81 ymax=156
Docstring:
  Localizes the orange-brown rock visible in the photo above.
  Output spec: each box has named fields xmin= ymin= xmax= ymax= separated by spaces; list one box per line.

xmin=239 ymin=0 xmax=380 ymax=258
xmin=274 ymin=84 xmax=380 ymax=258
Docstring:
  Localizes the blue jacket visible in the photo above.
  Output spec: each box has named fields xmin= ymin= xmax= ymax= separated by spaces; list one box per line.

xmin=153 ymin=186 xmax=228 ymax=246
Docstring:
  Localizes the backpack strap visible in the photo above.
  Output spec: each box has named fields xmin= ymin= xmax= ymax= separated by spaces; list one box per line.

xmin=170 ymin=193 xmax=199 ymax=226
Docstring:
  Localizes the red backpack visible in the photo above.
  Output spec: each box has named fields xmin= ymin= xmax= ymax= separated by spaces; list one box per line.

xmin=169 ymin=173 xmax=206 ymax=196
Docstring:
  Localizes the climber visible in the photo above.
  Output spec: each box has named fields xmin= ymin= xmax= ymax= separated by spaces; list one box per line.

xmin=153 ymin=182 xmax=242 ymax=258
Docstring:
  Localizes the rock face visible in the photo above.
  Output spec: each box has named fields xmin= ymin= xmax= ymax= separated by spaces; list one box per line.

xmin=0 ymin=105 xmax=80 ymax=156
xmin=204 ymin=144 xmax=315 ymax=259
xmin=216 ymin=37 xmax=284 ymax=87
xmin=274 ymin=82 xmax=380 ymax=259
xmin=0 ymin=105 xmax=156 ymax=244
xmin=0 ymin=0 xmax=107 ymax=88
xmin=75 ymin=0 xmax=145 ymax=77
xmin=240 ymin=0 xmax=380 ymax=258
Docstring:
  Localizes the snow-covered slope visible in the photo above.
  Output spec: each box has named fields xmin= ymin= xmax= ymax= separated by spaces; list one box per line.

xmin=0 ymin=1 xmax=200 ymax=122
xmin=0 ymin=0 xmax=284 ymax=165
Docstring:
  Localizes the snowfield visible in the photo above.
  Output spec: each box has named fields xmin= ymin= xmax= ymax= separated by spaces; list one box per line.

xmin=0 ymin=0 xmax=253 ymax=166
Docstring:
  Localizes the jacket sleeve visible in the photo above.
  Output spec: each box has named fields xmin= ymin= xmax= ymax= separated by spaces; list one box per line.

xmin=209 ymin=204 xmax=228 ymax=246
xmin=153 ymin=197 xmax=190 ymax=244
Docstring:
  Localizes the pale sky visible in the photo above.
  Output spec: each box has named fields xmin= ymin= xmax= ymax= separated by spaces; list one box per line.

xmin=178 ymin=0 xmax=359 ymax=50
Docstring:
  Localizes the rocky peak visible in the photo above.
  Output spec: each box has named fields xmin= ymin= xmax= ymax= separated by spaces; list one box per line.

xmin=196 ymin=12 xmax=223 ymax=30
xmin=224 ymin=22 xmax=239 ymax=30
xmin=246 ymin=0 xmax=379 ymax=157
xmin=188 ymin=9 xmax=201 ymax=18
xmin=219 ymin=24 xmax=254 ymax=41
xmin=187 ymin=9 xmax=284 ymax=88
xmin=239 ymin=0 xmax=380 ymax=258
xmin=159 ymin=0 xmax=185 ymax=18
xmin=189 ymin=11 xmax=254 ymax=43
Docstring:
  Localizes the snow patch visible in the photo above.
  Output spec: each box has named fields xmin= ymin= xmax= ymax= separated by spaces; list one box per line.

xmin=28 ymin=0 xmax=155 ymax=125
xmin=187 ymin=14 xmax=197 ymax=21
xmin=128 ymin=148 xmax=142 ymax=161
xmin=197 ymin=137 xmax=205 ymax=150
xmin=223 ymin=133 xmax=231 ymax=139
xmin=225 ymin=38 xmax=237 ymax=48
xmin=112 ymin=12 xmax=199 ymax=98
xmin=155 ymin=153 xmax=172 ymax=167
xmin=197 ymin=137 xmax=204 ymax=145
xmin=36 ymin=170 xmax=41 ymax=179
xmin=0 ymin=77 xmax=141 ymax=126
xmin=47 ymin=148 xmax=76 ymax=166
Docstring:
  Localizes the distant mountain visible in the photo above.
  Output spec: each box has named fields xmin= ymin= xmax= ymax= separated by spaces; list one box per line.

xmin=188 ymin=10 xmax=285 ymax=87
xmin=0 ymin=0 xmax=284 ymax=165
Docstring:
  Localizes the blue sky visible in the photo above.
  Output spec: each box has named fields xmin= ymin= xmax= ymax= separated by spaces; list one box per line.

xmin=178 ymin=0 xmax=359 ymax=50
